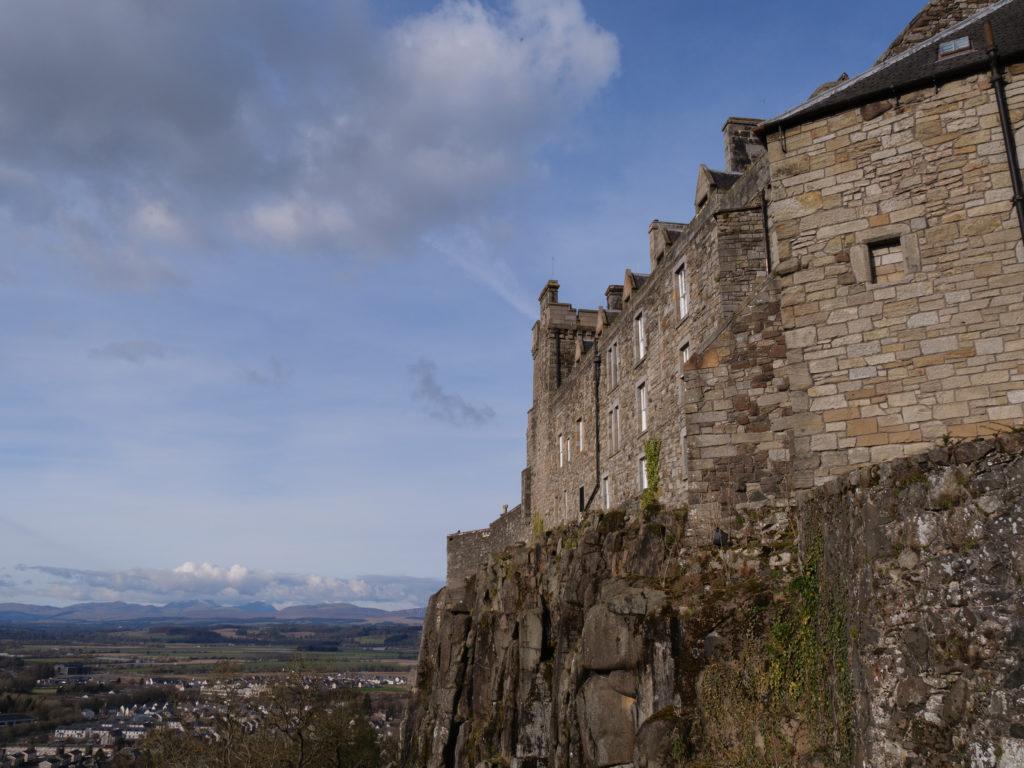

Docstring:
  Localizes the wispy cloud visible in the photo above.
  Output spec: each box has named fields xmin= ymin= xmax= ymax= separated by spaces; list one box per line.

xmin=88 ymin=339 xmax=170 ymax=364
xmin=409 ymin=358 xmax=495 ymax=426
xmin=242 ymin=355 xmax=290 ymax=388
xmin=8 ymin=564 xmax=441 ymax=609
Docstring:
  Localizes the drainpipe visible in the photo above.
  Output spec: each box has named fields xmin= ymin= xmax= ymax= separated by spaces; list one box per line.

xmin=985 ymin=22 xmax=1024 ymax=244
xmin=585 ymin=347 xmax=601 ymax=512
xmin=760 ymin=189 xmax=772 ymax=272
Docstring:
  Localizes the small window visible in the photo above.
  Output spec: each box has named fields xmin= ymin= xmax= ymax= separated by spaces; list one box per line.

xmin=608 ymin=342 xmax=618 ymax=387
xmin=640 ymin=455 xmax=648 ymax=490
xmin=676 ymin=264 xmax=688 ymax=319
xmin=636 ymin=313 xmax=646 ymax=360
xmin=870 ymin=239 xmax=904 ymax=284
xmin=558 ymin=434 xmax=564 ymax=467
xmin=680 ymin=424 xmax=688 ymax=476
xmin=938 ymin=36 xmax=971 ymax=57
xmin=577 ymin=418 xmax=584 ymax=452
xmin=679 ymin=344 xmax=690 ymax=400
xmin=602 ymin=474 xmax=610 ymax=508
xmin=638 ymin=383 xmax=648 ymax=433
xmin=610 ymin=406 xmax=620 ymax=452
xmin=579 ymin=486 xmax=585 ymax=513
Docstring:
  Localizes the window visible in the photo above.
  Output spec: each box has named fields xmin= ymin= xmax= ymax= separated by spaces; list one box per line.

xmin=638 ymin=383 xmax=648 ymax=433
xmin=938 ymin=36 xmax=971 ymax=57
xmin=869 ymin=240 xmax=904 ymax=284
xmin=577 ymin=418 xmax=584 ymax=452
xmin=608 ymin=342 xmax=618 ymax=387
xmin=676 ymin=264 xmax=688 ymax=318
xmin=679 ymin=343 xmax=690 ymax=400
xmin=602 ymin=474 xmax=610 ymax=508
xmin=558 ymin=434 xmax=564 ymax=467
xmin=640 ymin=455 xmax=648 ymax=490
xmin=579 ymin=486 xmax=585 ymax=513
xmin=636 ymin=313 xmax=646 ymax=359
xmin=611 ymin=405 xmax=620 ymax=452
xmin=680 ymin=424 xmax=688 ymax=476
xmin=567 ymin=432 xmax=571 ymax=463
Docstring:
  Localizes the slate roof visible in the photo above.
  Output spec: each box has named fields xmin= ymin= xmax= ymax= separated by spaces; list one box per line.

xmin=762 ymin=0 xmax=1024 ymax=132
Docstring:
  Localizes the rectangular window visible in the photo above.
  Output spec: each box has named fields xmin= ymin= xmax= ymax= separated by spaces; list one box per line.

xmin=679 ymin=343 xmax=690 ymax=400
xmin=567 ymin=432 xmax=571 ymax=463
xmin=558 ymin=434 xmax=564 ymax=467
xmin=680 ymin=424 xmax=688 ymax=477
xmin=602 ymin=474 xmax=610 ymax=508
xmin=577 ymin=418 xmax=584 ymax=452
xmin=869 ymin=240 xmax=904 ymax=284
xmin=676 ymin=264 xmax=688 ymax=318
xmin=638 ymin=383 xmax=648 ymax=432
xmin=640 ymin=455 xmax=648 ymax=490
xmin=579 ymin=486 xmax=585 ymax=513
xmin=636 ymin=313 xmax=646 ymax=360
xmin=611 ymin=405 xmax=620 ymax=452
xmin=608 ymin=342 xmax=618 ymax=387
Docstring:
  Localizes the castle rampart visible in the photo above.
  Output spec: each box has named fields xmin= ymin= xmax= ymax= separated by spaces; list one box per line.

xmin=446 ymin=0 xmax=1024 ymax=587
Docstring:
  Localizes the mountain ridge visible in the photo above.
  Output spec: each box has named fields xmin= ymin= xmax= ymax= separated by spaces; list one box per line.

xmin=0 ymin=600 xmax=425 ymax=625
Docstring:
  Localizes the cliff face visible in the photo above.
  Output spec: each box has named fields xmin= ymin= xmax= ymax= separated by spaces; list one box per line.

xmin=403 ymin=434 xmax=1024 ymax=768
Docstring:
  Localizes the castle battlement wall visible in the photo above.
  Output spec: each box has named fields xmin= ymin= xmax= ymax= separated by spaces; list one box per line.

xmin=445 ymin=0 xmax=1024 ymax=590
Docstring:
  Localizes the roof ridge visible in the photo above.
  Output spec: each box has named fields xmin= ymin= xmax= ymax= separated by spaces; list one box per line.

xmin=765 ymin=0 xmax=1013 ymax=128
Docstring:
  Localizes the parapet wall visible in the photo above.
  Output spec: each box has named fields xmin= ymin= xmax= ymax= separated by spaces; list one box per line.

xmin=446 ymin=504 xmax=530 ymax=590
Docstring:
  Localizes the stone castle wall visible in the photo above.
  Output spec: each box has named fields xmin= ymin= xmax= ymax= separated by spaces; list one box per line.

xmin=445 ymin=7 xmax=1024 ymax=587
xmin=445 ymin=504 xmax=530 ymax=598
xmin=771 ymin=63 xmax=1024 ymax=492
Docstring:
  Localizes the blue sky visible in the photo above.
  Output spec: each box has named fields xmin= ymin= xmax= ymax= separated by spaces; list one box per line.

xmin=0 ymin=0 xmax=925 ymax=608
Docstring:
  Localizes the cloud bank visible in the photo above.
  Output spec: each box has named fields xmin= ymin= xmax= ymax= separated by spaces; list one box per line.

xmin=9 ymin=564 xmax=441 ymax=610
xmin=0 ymin=0 xmax=618 ymax=279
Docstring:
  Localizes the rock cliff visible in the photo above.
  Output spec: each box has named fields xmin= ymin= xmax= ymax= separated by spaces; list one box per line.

xmin=402 ymin=434 xmax=1024 ymax=767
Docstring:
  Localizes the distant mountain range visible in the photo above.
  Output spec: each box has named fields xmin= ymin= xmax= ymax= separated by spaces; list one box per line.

xmin=0 ymin=600 xmax=425 ymax=625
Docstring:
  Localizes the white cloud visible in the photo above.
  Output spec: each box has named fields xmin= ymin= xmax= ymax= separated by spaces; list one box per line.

xmin=9 ymin=564 xmax=441 ymax=609
xmin=0 ymin=0 xmax=618 ymax=275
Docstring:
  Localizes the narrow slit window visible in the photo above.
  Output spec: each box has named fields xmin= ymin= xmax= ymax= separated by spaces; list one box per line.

xmin=676 ymin=264 xmax=688 ymax=319
xmin=558 ymin=434 xmax=564 ymax=467
xmin=602 ymin=474 xmax=610 ymax=508
xmin=608 ymin=342 xmax=618 ymax=387
xmin=869 ymin=239 xmax=904 ymax=284
xmin=636 ymin=313 xmax=646 ymax=360
xmin=638 ymin=383 xmax=648 ymax=432
xmin=640 ymin=456 xmax=648 ymax=490
xmin=578 ymin=486 xmax=585 ymax=513
xmin=577 ymin=418 xmax=584 ymax=452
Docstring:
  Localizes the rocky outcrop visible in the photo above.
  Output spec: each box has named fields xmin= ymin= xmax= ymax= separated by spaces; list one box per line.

xmin=403 ymin=434 xmax=1024 ymax=767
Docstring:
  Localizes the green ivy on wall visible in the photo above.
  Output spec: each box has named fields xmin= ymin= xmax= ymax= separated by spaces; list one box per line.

xmin=641 ymin=438 xmax=662 ymax=511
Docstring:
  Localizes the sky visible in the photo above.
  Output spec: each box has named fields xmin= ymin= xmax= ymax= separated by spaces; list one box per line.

xmin=0 ymin=0 xmax=927 ymax=609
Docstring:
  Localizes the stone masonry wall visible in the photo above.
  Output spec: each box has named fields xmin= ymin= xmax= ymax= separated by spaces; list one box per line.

xmin=409 ymin=434 xmax=1024 ymax=768
xmin=525 ymin=152 xmax=770 ymax=534
xmin=446 ymin=504 xmax=530 ymax=599
xmin=769 ymin=64 xmax=1024 ymax=492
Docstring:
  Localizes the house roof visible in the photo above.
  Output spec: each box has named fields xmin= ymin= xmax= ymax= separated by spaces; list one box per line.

xmin=762 ymin=0 xmax=1024 ymax=132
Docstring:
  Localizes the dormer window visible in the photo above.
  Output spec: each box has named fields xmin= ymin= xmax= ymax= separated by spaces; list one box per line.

xmin=938 ymin=36 xmax=971 ymax=58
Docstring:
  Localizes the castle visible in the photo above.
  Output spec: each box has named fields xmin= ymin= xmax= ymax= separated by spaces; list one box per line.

xmin=447 ymin=0 xmax=1024 ymax=588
